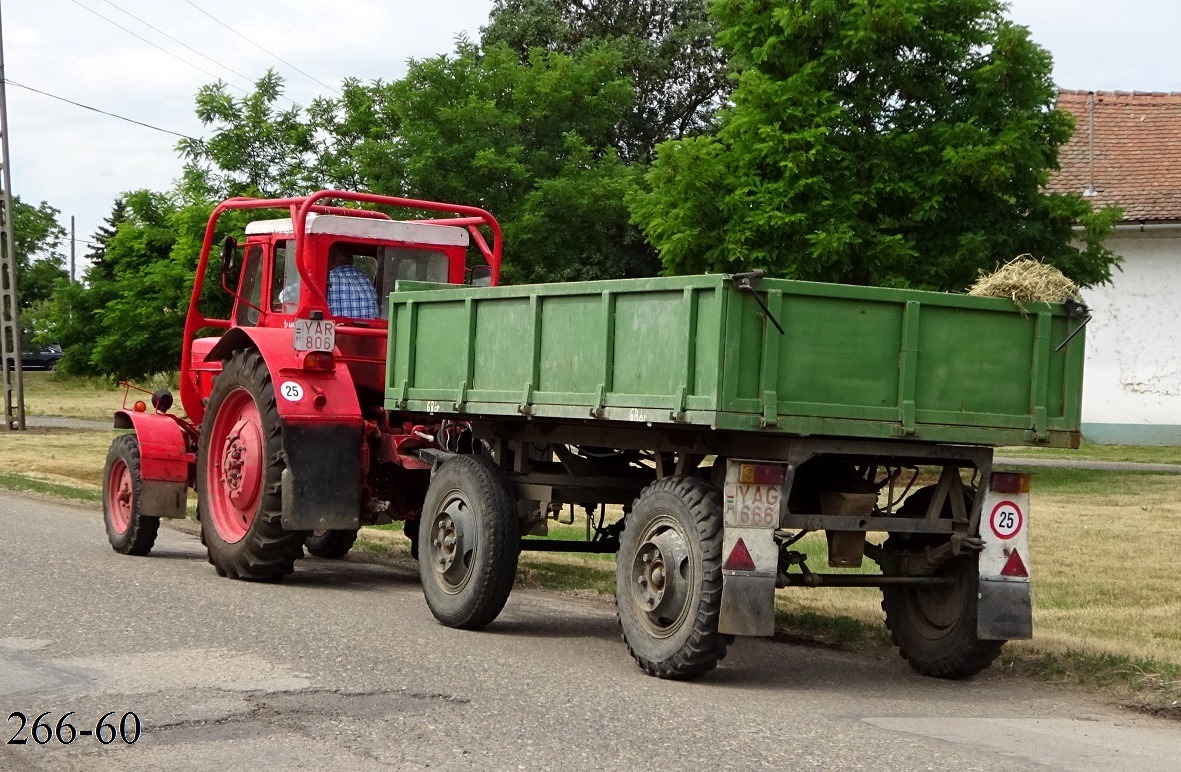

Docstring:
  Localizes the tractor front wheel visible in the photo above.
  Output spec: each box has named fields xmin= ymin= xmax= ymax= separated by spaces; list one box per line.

xmin=102 ymin=434 xmax=160 ymax=555
xmin=197 ymin=349 xmax=304 ymax=580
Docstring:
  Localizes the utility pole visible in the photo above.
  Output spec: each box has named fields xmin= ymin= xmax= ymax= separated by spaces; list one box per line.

xmin=70 ymin=215 xmax=75 ymax=283
xmin=0 ymin=1 xmax=25 ymax=431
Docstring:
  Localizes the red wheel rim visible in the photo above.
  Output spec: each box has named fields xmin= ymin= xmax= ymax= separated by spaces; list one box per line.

xmin=206 ymin=387 xmax=265 ymax=544
xmin=106 ymin=456 xmax=133 ymax=534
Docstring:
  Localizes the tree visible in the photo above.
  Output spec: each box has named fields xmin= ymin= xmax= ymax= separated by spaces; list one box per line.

xmin=311 ymin=41 xmax=659 ymax=283
xmin=85 ymin=197 xmax=129 ymax=282
xmin=41 ymin=192 xmax=247 ymax=379
xmin=630 ymin=0 xmax=1121 ymax=290
xmin=483 ymin=0 xmax=730 ymax=162
xmin=177 ymin=70 xmax=316 ymax=200
xmin=10 ymin=196 xmax=67 ymax=309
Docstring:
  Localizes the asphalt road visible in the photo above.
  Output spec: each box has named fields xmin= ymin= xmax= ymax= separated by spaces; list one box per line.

xmin=2 ymin=492 xmax=1179 ymax=771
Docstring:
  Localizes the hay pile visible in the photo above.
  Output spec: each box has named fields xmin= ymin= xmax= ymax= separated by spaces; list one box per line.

xmin=967 ymin=255 xmax=1080 ymax=311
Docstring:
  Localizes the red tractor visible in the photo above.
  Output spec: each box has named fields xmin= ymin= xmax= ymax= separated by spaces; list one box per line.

xmin=101 ymin=190 xmax=501 ymax=579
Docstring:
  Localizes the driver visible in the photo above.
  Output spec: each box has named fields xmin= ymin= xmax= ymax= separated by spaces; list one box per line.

xmin=327 ymin=243 xmax=379 ymax=319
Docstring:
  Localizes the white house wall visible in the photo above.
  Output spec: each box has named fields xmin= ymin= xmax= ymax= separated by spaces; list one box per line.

xmin=1081 ymin=228 xmax=1181 ymax=445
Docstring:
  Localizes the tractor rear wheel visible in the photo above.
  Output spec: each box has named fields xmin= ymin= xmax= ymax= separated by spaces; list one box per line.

xmin=102 ymin=434 xmax=160 ymax=556
xmin=197 ymin=349 xmax=304 ymax=580
xmin=305 ymin=529 xmax=359 ymax=559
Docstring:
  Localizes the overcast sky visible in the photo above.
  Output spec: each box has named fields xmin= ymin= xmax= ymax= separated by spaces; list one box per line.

xmin=5 ymin=0 xmax=1181 ymax=267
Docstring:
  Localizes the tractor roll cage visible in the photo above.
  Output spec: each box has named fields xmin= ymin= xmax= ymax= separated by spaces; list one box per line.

xmin=180 ymin=189 xmax=503 ymax=423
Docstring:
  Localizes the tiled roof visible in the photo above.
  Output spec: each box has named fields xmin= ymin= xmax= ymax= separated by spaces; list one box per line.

xmin=1049 ymin=90 xmax=1181 ymax=222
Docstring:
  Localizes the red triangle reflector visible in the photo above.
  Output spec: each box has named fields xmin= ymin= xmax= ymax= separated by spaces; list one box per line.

xmin=1001 ymin=550 xmax=1028 ymax=577
xmin=724 ymin=538 xmax=757 ymax=571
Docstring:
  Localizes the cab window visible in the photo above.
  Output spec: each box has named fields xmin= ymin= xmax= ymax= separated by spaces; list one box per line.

xmin=379 ymin=247 xmax=450 ymax=298
xmin=235 ymin=244 xmax=265 ymax=326
xmin=270 ymin=240 xmax=298 ymax=313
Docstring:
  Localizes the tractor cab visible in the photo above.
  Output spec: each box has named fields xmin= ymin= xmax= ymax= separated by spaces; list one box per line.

xmin=229 ymin=214 xmax=473 ymax=327
xmin=221 ymin=214 xmax=475 ymax=396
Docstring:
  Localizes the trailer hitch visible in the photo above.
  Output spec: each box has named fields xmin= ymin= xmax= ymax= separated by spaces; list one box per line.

xmin=725 ymin=270 xmax=785 ymax=335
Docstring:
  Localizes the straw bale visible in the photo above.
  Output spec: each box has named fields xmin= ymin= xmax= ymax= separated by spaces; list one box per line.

xmin=966 ymin=255 xmax=1081 ymax=311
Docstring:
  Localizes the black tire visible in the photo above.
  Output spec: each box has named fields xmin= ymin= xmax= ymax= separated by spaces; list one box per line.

xmin=418 ymin=454 xmax=519 ymax=629
xmin=196 ymin=349 xmax=305 ymax=580
xmin=404 ymin=517 xmax=420 ymax=561
xmin=102 ymin=434 xmax=160 ymax=556
xmin=881 ymin=484 xmax=1003 ymax=679
xmin=305 ymin=529 xmax=359 ymax=559
xmin=615 ymin=476 xmax=727 ymax=680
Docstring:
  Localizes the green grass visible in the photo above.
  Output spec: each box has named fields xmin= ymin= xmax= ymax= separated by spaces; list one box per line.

xmin=1000 ymin=442 xmax=1181 ymax=465
xmin=1001 ymin=648 xmax=1181 ymax=714
xmin=0 ymin=472 xmax=100 ymax=502
xmin=1020 ymin=467 xmax=1173 ymax=495
xmin=20 ymin=371 xmax=181 ymax=422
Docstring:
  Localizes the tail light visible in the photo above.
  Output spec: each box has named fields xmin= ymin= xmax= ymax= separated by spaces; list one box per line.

xmin=303 ymin=352 xmax=335 ymax=371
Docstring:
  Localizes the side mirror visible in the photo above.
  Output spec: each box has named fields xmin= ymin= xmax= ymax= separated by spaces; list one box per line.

xmin=470 ymin=264 xmax=493 ymax=287
xmin=220 ymin=237 xmax=240 ymax=291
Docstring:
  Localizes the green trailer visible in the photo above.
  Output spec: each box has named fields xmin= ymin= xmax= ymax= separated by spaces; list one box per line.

xmin=385 ymin=272 xmax=1086 ymax=680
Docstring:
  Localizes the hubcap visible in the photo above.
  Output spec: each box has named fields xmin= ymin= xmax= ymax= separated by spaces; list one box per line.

xmin=630 ymin=519 xmax=691 ymax=637
xmin=428 ymin=493 xmax=477 ymax=594
xmin=913 ymin=577 xmax=964 ymax=633
xmin=107 ymin=457 xmax=133 ymax=533
xmin=206 ymin=388 xmax=264 ymax=543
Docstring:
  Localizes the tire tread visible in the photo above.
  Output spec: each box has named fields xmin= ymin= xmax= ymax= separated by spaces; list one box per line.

xmin=617 ymin=475 xmax=727 ymax=680
xmin=198 ymin=349 xmax=304 ymax=581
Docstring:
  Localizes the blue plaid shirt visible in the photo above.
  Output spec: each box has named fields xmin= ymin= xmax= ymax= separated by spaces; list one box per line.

xmin=328 ymin=265 xmax=379 ymax=319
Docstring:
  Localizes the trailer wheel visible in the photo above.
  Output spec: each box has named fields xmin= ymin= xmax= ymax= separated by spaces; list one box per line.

xmin=102 ymin=434 xmax=160 ymax=556
xmin=197 ymin=349 xmax=304 ymax=580
xmin=881 ymin=485 xmax=1002 ymax=679
xmin=418 ymin=455 xmax=518 ymax=629
xmin=616 ymin=476 xmax=727 ymax=679
xmin=305 ymin=529 xmax=359 ymax=559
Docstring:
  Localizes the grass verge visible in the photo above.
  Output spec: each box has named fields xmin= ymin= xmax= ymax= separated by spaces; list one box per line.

xmin=999 ymin=442 xmax=1180 ymax=465
xmin=0 ymin=472 xmax=101 ymax=502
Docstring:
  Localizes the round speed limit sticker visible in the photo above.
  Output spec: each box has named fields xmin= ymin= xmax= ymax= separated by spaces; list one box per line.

xmin=989 ymin=500 xmax=1023 ymax=540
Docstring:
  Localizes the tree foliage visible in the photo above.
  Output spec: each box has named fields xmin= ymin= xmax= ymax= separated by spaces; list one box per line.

xmin=177 ymin=70 xmax=316 ymax=200
xmin=186 ymin=44 xmax=662 ymax=283
xmin=482 ymin=0 xmax=731 ymax=162
xmin=630 ymin=0 xmax=1121 ymax=290
xmin=378 ymin=41 xmax=658 ymax=282
xmin=10 ymin=196 xmax=67 ymax=310
xmin=41 ymin=193 xmax=245 ymax=379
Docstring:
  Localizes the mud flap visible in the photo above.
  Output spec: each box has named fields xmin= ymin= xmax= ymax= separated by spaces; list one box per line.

xmin=280 ymin=422 xmax=362 ymax=531
xmin=140 ymin=480 xmax=188 ymax=519
xmin=977 ymin=472 xmax=1033 ymax=640
xmin=718 ymin=459 xmax=783 ymax=637
xmin=977 ymin=578 xmax=1033 ymax=640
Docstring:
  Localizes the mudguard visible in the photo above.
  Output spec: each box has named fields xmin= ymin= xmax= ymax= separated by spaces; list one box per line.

xmin=203 ymin=326 xmax=363 ymax=531
xmin=113 ymin=410 xmax=190 ymax=519
xmin=976 ymin=475 xmax=1034 ymax=640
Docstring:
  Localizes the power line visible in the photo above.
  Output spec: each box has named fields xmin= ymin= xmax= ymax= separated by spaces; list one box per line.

xmin=180 ymin=0 xmax=342 ymax=96
xmin=92 ymin=0 xmax=303 ymax=109
xmin=4 ymin=79 xmax=198 ymax=140
xmin=66 ymin=0 xmax=248 ymax=95
xmin=95 ymin=0 xmax=256 ymax=89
